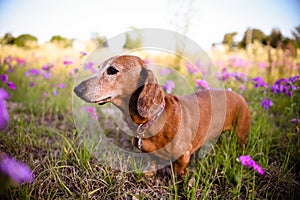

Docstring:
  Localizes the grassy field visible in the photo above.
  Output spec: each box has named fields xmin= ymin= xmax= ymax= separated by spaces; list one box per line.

xmin=0 ymin=43 xmax=299 ymax=199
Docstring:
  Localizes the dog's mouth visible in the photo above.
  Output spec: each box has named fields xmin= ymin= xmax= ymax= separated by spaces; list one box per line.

xmin=94 ymin=97 xmax=111 ymax=105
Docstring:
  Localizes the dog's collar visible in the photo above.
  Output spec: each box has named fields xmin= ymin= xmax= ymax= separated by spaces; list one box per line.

xmin=136 ymin=99 xmax=166 ymax=150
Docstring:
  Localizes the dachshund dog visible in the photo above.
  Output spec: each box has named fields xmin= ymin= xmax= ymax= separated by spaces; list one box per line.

xmin=74 ymin=55 xmax=251 ymax=176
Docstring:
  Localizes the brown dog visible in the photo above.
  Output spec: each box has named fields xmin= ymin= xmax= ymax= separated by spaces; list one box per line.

xmin=74 ymin=55 xmax=251 ymax=176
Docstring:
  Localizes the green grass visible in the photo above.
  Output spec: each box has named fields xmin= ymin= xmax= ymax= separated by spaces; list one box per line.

xmin=0 ymin=45 xmax=299 ymax=199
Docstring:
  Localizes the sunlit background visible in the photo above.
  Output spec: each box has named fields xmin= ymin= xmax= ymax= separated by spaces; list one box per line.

xmin=0 ymin=0 xmax=299 ymax=49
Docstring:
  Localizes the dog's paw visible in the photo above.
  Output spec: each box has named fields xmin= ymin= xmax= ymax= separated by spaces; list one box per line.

xmin=142 ymin=161 xmax=157 ymax=177
xmin=142 ymin=169 xmax=156 ymax=177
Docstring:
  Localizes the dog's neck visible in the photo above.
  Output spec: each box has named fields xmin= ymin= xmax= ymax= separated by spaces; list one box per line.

xmin=112 ymin=86 xmax=164 ymax=128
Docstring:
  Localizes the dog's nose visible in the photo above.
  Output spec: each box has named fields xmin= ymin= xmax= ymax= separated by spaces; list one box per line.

xmin=73 ymin=84 xmax=86 ymax=97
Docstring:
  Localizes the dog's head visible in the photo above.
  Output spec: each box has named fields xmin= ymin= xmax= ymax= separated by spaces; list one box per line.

xmin=74 ymin=55 xmax=165 ymax=119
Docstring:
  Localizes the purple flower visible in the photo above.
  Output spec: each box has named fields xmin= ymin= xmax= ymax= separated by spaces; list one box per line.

xmin=1 ymin=74 xmax=8 ymax=82
xmin=58 ymin=83 xmax=65 ymax=89
xmin=163 ymin=80 xmax=175 ymax=94
xmin=185 ymin=62 xmax=198 ymax=74
xmin=83 ymin=106 xmax=98 ymax=120
xmin=63 ymin=60 xmax=74 ymax=66
xmin=42 ymin=71 xmax=52 ymax=80
xmin=16 ymin=58 xmax=26 ymax=66
xmin=29 ymin=82 xmax=35 ymax=87
xmin=3 ymin=55 xmax=13 ymax=65
xmin=80 ymin=51 xmax=87 ymax=57
xmin=261 ymin=97 xmax=273 ymax=110
xmin=8 ymin=66 xmax=14 ymax=73
xmin=84 ymin=62 xmax=96 ymax=73
xmin=69 ymin=68 xmax=79 ymax=77
xmin=1 ymin=75 xmax=16 ymax=90
xmin=42 ymin=63 xmax=54 ymax=71
xmin=239 ymin=155 xmax=264 ymax=175
xmin=271 ymin=78 xmax=293 ymax=96
xmin=195 ymin=79 xmax=209 ymax=90
xmin=218 ymin=68 xmax=231 ymax=82
xmin=0 ymin=154 xmax=34 ymax=184
xmin=240 ymin=85 xmax=246 ymax=92
xmin=0 ymin=88 xmax=10 ymax=130
xmin=43 ymin=92 xmax=48 ymax=97
xmin=258 ymin=62 xmax=267 ymax=70
xmin=53 ymin=90 xmax=58 ymax=96
xmin=252 ymin=77 xmax=268 ymax=89
xmin=0 ymin=88 xmax=10 ymax=100
xmin=232 ymin=72 xmax=247 ymax=82
xmin=292 ymin=118 xmax=300 ymax=123
xmin=6 ymin=81 xmax=16 ymax=90
xmin=289 ymin=75 xmax=300 ymax=83
xmin=26 ymin=69 xmax=40 ymax=77
xmin=158 ymin=68 xmax=172 ymax=76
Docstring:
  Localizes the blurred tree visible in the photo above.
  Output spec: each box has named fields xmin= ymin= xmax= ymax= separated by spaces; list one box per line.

xmin=123 ymin=28 xmax=142 ymax=50
xmin=50 ymin=35 xmax=73 ymax=48
xmin=239 ymin=28 xmax=266 ymax=48
xmin=1 ymin=33 xmax=15 ymax=45
xmin=14 ymin=34 xmax=38 ymax=48
xmin=283 ymin=37 xmax=297 ymax=57
xmin=291 ymin=25 xmax=300 ymax=48
xmin=266 ymin=28 xmax=283 ymax=48
xmin=222 ymin=32 xmax=237 ymax=50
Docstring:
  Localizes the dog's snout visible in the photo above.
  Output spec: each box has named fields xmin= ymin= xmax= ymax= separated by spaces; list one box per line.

xmin=73 ymin=83 xmax=86 ymax=97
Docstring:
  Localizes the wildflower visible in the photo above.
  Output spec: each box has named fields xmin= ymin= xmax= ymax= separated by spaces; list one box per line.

xmin=232 ymin=72 xmax=247 ymax=82
xmin=25 ymin=69 xmax=39 ymax=77
xmin=43 ymin=92 xmax=48 ymax=97
xmin=0 ymin=153 xmax=34 ymax=184
xmin=42 ymin=71 xmax=52 ymax=80
xmin=158 ymin=68 xmax=172 ymax=76
xmin=53 ymin=90 xmax=58 ymax=96
xmin=163 ymin=80 xmax=175 ymax=94
xmin=195 ymin=79 xmax=209 ymax=90
xmin=258 ymin=62 xmax=267 ymax=70
xmin=83 ymin=106 xmax=98 ymax=120
xmin=6 ymin=82 xmax=16 ymax=90
xmin=80 ymin=51 xmax=87 ymax=57
xmin=69 ymin=68 xmax=79 ymax=77
xmin=3 ymin=55 xmax=13 ymax=65
xmin=185 ymin=62 xmax=198 ymax=74
xmin=16 ymin=58 xmax=26 ymax=66
xmin=63 ymin=60 xmax=73 ymax=66
xmin=1 ymin=74 xmax=8 ymax=82
xmin=261 ymin=98 xmax=273 ymax=110
xmin=0 ymin=88 xmax=10 ymax=130
xmin=271 ymin=78 xmax=293 ymax=96
xmin=218 ymin=68 xmax=230 ymax=82
xmin=42 ymin=63 xmax=54 ymax=71
xmin=29 ymin=82 xmax=35 ymax=87
xmin=84 ymin=62 xmax=97 ymax=73
xmin=1 ymin=74 xmax=16 ymax=90
xmin=238 ymin=155 xmax=264 ymax=175
xmin=240 ymin=85 xmax=246 ymax=92
xmin=57 ymin=83 xmax=65 ymax=89
xmin=289 ymin=75 xmax=300 ymax=83
xmin=8 ymin=66 xmax=14 ymax=73
xmin=252 ymin=77 xmax=268 ymax=88
xmin=292 ymin=118 xmax=300 ymax=123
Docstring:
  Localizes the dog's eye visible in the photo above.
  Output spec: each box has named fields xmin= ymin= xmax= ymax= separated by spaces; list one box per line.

xmin=107 ymin=66 xmax=119 ymax=75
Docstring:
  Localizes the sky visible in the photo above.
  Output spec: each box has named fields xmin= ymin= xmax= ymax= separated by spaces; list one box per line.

xmin=0 ymin=0 xmax=299 ymax=49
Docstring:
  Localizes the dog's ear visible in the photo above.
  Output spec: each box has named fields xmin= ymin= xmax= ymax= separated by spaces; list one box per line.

xmin=137 ymin=68 xmax=165 ymax=118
